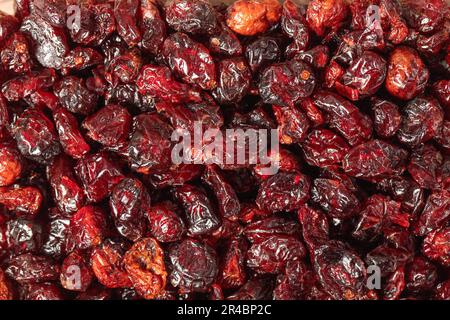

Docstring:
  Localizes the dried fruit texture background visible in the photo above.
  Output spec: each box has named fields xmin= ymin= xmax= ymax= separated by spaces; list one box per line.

xmin=0 ymin=0 xmax=314 ymax=14
xmin=0 ymin=0 xmax=449 ymax=302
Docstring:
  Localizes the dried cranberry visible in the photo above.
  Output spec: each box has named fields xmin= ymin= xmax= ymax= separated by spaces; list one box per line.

xmin=371 ymin=98 xmax=402 ymax=138
xmin=0 ymin=143 xmax=23 ymax=187
xmin=60 ymin=251 xmax=93 ymax=292
xmin=247 ymin=235 xmax=306 ymax=274
xmin=397 ymin=96 xmax=444 ymax=147
xmin=12 ymin=108 xmax=61 ymax=164
xmin=259 ymin=60 xmax=316 ymax=107
xmin=64 ymin=206 xmax=108 ymax=253
xmin=53 ymin=108 xmax=90 ymax=159
xmin=75 ymin=152 xmax=124 ymax=203
xmin=226 ymin=0 xmax=281 ymax=36
xmin=423 ymin=227 xmax=450 ymax=267
xmin=311 ymin=178 xmax=360 ymax=219
xmin=123 ymin=238 xmax=167 ymax=299
xmin=165 ymin=0 xmax=218 ymax=35
xmin=83 ymin=104 xmax=131 ymax=150
xmin=302 ymin=129 xmax=350 ymax=168
xmin=212 ymin=58 xmax=251 ymax=104
xmin=343 ymin=140 xmax=408 ymax=181
xmin=5 ymin=253 xmax=60 ymax=284
xmin=109 ymin=178 xmax=150 ymax=241
xmin=162 ymin=33 xmax=217 ymax=90
xmin=306 ymin=0 xmax=348 ymax=37
xmin=385 ymin=46 xmax=429 ymax=100
xmin=128 ymin=113 xmax=173 ymax=174
xmin=47 ymin=155 xmax=85 ymax=214
xmin=169 ymin=238 xmax=218 ymax=293
xmin=91 ymin=239 xmax=132 ymax=289
xmin=54 ymin=76 xmax=98 ymax=116
xmin=256 ymin=172 xmax=310 ymax=213
xmin=173 ymin=184 xmax=221 ymax=236
xmin=147 ymin=201 xmax=186 ymax=243
xmin=20 ymin=15 xmax=68 ymax=69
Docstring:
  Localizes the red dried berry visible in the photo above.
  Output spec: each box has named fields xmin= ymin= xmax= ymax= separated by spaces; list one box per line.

xmin=91 ymin=239 xmax=132 ymax=289
xmin=123 ymin=238 xmax=167 ymax=299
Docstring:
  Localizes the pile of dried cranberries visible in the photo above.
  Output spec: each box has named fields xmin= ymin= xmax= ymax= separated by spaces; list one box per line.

xmin=0 ymin=0 xmax=449 ymax=300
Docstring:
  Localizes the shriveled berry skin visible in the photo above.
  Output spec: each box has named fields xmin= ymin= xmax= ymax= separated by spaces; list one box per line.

xmin=226 ymin=0 xmax=282 ymax=36
xmin=0 ymin=143 xmax=23 ymax=187
xmin=397 ymin=97 xmax=444 ymax=147
xmin=12 ymin=108 xmax=61 ymax=164
xmin=23 ymin=283 xmax=64 ymax=300
xmin=5 ymin=218 xmax=43 ymax=254
xmin=0 ymin=12 xmax=20 ymax=45
xmin=353 ymin=194 xmax=403 ymax=242
xmin=60 ymin=251 xmax=93 ymax=292
xmin=413 ymin=190 xmax=450 ymax=237
xmin=1 ymin=32 xmax=33 ymax=74
xmin=218 ymin=236 xmax=248 ymax=290
xmin=0 ymin=268 xmax=13 ymax=300
xmin=312 ymin=91 xmax=372 ymax=146
xmin=54 ymin=76 xmax=98 ymax=116
xmin=20 ymin=15 xmax=68 ymax=69
xmin=147 ymin=201 xmax=186 ymax=243
xmin=404 ymin=256 xmax=438 ymax=294
xmin=385 ymin=46 xmax=429 ymax=100
xmin=75 ymin=152 xmax=124 ymax=203
xmin=169 ymin=238 xmax=218 ymax=293
xmin=114 ymin=0 xmax=141 ymax=47
xmin=311 ymin=178 xmax=360 ymax=219
xmin=423 ymin=227 xmax=450 ymax=267
xmin=343 ymin=139 xmax=408 ymax=181
xmin=372 ymin=98 xmax=402 ymax=138
xmin=136 ymin=65 xmax=202 ymax=104
xmin=435 ymin=280 xmax=450 ymax=300
xmin=208 ymin=19 xmax=243 ymax=57
xmin=247 ymin=235 xmax=306 ymax=274
xmin=212 ymin=58 xmax=251 ymax=104
xmin=0 ymin=0 xmax=448 ymax=302
xmin=402 ymin=0 xmax=446 ymax=34
xmin=53 ymin=108 xmax=90 ymax=159
xmin=282 ymin=0 xmax=309 ymax=53
xmin=91 ymin=239 xmax=132 ymax=289
xmin=128 ymin=113 xmax=173 ymax=174
xmin=123 ymin=238 xmax=167 ymax=299
xmin=109 ymin=178 xmax=150 ymax=241
xmin=408 ymin=144 xmax=443 ymax=190
xmin=245 ymin=37 xmax=282 ymax=73
xmin=256 ymin=172 xmax=310 ymax=213
xmin=162 ymin=33 xmax=217 ymax=90
xmin=432 ymin=80 xmax=450 ymax=117
xmin=202 ymin=165 xmax=240 ymax=220
xmin=313 ymin=241 xmax=367 ymax=300
xmin=336 ymin=51 xmax=387 ymax=100
xmin=173 ymin=184 xmax=221 ymax=236
xmin=64 ymin=206 xmax=108 ymax=253
xmin=140 ymin=0 xmax=166 ymax=55
xmin=273 ymin=105 xmax=310 ymax=144
xmin=5 ymin=253 xmax=60 ymax=284
xmin=1 ymin=69 xmax=57 ymax=102
xmin=62 ymin=47 xmax=103 ymax=73
xmin=0 ymin=186 xmax=42 ymax=217
xmin=47 ymin=155 xmax=85 ymax=214
xmin=306 ymin=0 xmax=347 ymax=37
xmin=165 ymin=0 xmax=218 ymax=35
xmin=82 ymin=104 xmax=131 ymax=150
xmin=302 ymin=129 xmax=350 ymax=168
xmin=259 ymin=60 xmax=316 ymax=107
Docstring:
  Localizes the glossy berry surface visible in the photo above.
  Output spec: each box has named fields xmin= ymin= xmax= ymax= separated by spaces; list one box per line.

xmin=0 ymin=0 xmax=448 ymax=301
